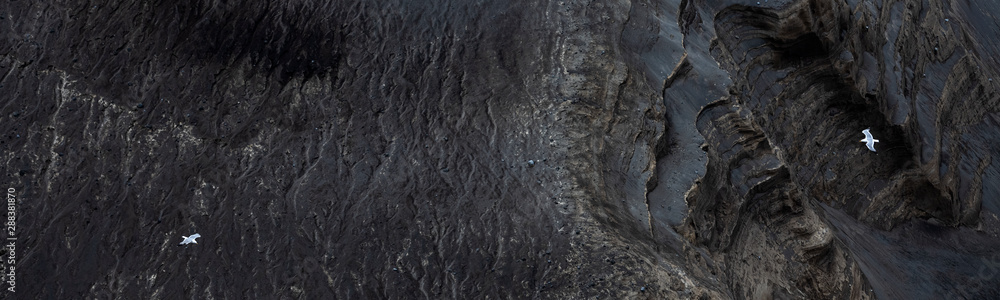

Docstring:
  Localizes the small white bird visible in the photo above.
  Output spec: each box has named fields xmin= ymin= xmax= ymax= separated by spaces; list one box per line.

xmin=179 ymin=233 xmax=201 ymax=245
xmin=860 ymin=128 xmax=879 ymax=152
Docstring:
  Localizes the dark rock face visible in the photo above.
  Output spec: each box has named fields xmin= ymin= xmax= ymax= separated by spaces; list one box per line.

xmin=3 ymin=0 xmax=719 ymax=298
xmin=678 ymin=0 xmax=1000 ymax=298
xmin=2 ymin=0 xmax=998 ymax=299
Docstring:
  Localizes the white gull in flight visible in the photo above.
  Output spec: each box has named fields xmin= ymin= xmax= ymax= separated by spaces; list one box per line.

xmin=179 ymin=233 xmax=201 ymax=245
xmin=860 ymin=128 xmax=879 ymax=152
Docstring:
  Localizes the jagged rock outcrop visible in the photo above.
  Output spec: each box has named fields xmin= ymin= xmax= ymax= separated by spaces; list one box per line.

xmin=675 ymin=0 xmax=1000 ymax=298
xmin=682 ymin=96 xmax=874 ymax=299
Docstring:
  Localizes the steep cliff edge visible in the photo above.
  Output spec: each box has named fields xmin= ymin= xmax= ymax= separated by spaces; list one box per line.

xmin=677 ymin=0 xmax=1000 ymax=298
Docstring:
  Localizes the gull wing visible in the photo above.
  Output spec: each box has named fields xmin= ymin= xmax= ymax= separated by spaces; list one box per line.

xmin=860 ymin=128 xmax=877 ymax=152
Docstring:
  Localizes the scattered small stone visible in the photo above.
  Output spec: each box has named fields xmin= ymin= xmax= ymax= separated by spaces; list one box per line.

xmin=527 ymin=160 xmax=535 ymax=167
xmin=641 ymin=287 xmax=646 ymax=292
